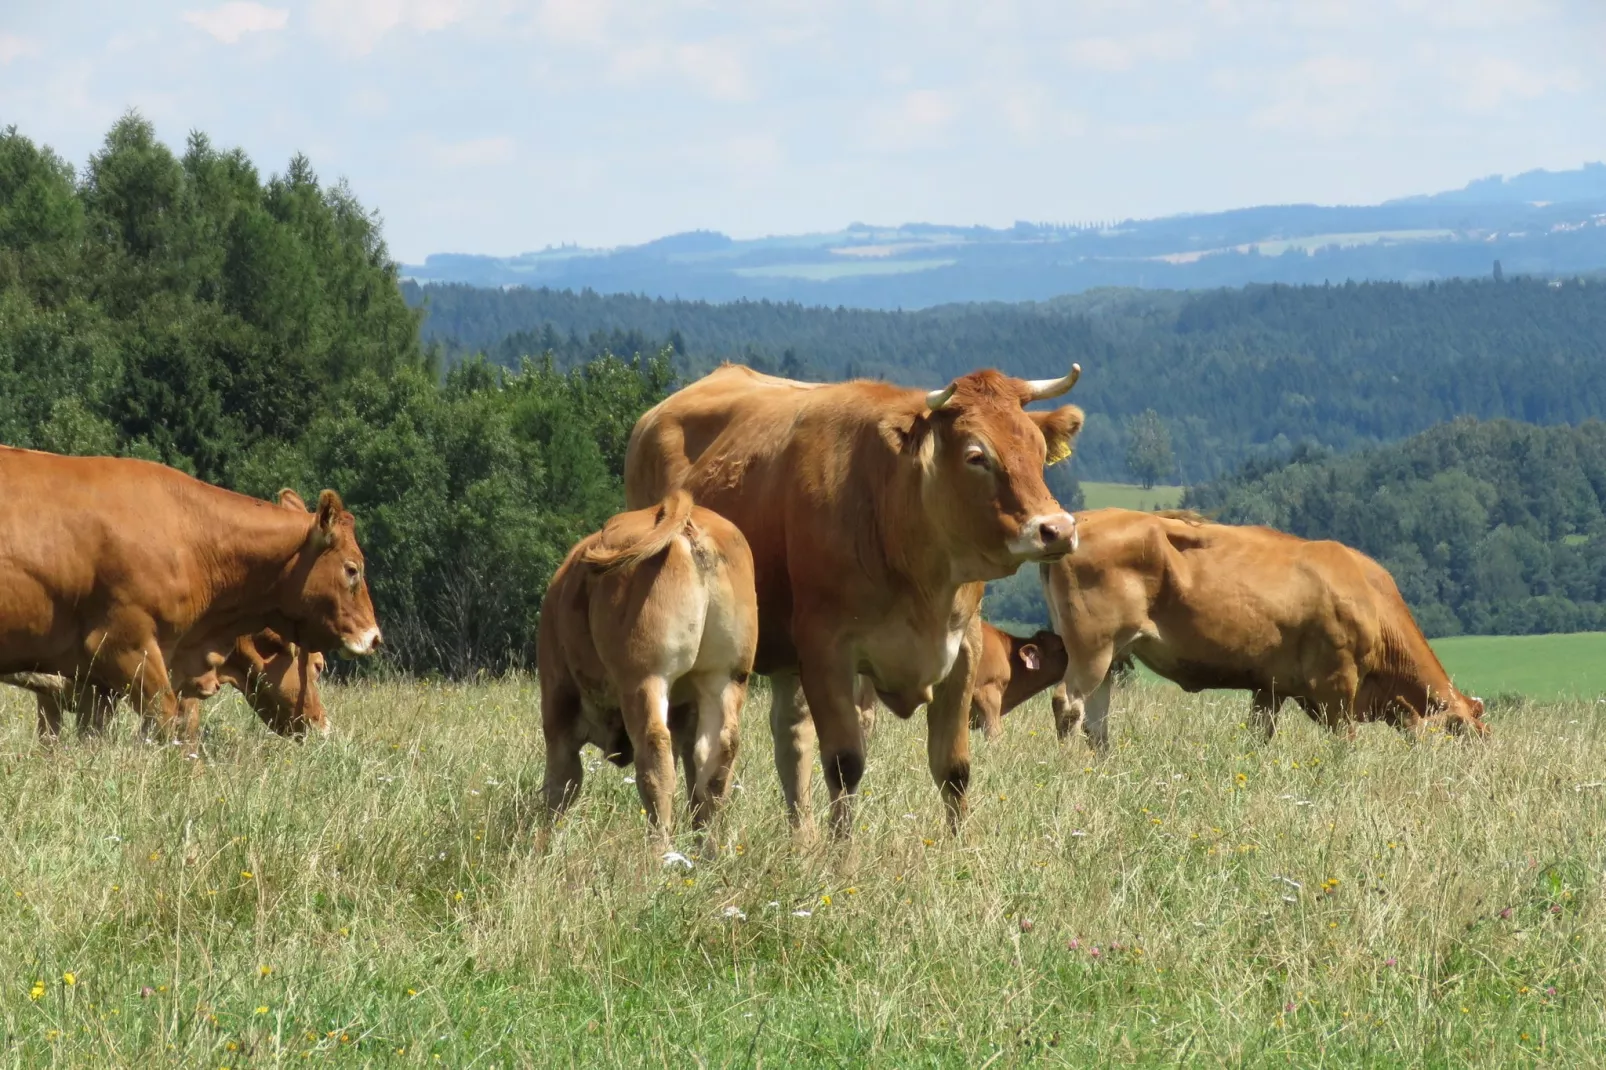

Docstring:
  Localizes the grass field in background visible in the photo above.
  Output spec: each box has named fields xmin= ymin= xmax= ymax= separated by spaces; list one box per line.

xmin=1081 ymin=481 xmax=1185 ymax=511
xmin=1431 ymin=632 xmax=1606 ymax=703
xmin=3 ymin=677 xmax=1603 ymax=1065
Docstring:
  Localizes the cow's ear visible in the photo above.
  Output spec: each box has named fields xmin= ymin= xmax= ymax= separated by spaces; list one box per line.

xmin=1019 ymin=643 xmax=1042 ymax=672
xmin=278 ymin=488 xmax=308 ymax=512
xmin=1032 ymin=406 xmax=1085 ymax=466
xmin=316 ymin=490 xmax=346 ymax=536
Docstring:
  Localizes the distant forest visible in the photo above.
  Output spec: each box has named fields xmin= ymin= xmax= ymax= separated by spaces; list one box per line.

xmin=1187 ymin=420 xmax=1606 ymax=638
xmin=406 ymin=278 xmax=1606 ymax=482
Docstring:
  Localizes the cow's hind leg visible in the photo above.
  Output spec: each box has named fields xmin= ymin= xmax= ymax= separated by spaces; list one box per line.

xmin=540 ymin=678 xmax=586 ymax=822
xmin=622 ymin=676 xmax=676 ymax=843
xmin=687 ymin=673 xmax=744 ymax=832
xmin=768 ymin=672 xmax=817 ymax=830
xmin=1250 ymin=688 xmax=1285 ymax=740
xmin=77 ymin=685 xmax=119 ymax=740
xmin=1079 ymin=675 xmax=1114 ymax=751
xmin=798 ymin=661 xmax=868 ymax=840
xmin=34 ymin=693 xmax=65 ymax=740
xmin=1051 ymin=684 xmax=1079 ymax=741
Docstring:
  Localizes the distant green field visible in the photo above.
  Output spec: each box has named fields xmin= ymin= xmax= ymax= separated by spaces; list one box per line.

xmin=1431 ymin=632 xmax=1606 ymax=702
xmin=1080 ymin=480 xmax=1185 ymax=511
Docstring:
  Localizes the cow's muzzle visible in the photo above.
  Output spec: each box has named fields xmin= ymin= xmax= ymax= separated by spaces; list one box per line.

xmin=343 ymin=627 xmax=383 ymax=656
xmin=1012 ymin=511 xmax=1079 ymax=560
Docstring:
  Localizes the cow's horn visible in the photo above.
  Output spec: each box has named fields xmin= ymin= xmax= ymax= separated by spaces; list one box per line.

xmin=926 ymin=383 xmax=958 ymax=410
xmin=1023 ymin=362 xmax=1081 ymax=401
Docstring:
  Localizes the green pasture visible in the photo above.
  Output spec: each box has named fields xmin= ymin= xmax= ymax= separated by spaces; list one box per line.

xmin=2 ymin=676 xmax=1603 ymax=1065
xmin=1431 ymin=632 xmax=1606 ymax=703
xmin=1080 ymin=481 xmax=1185 ymax=511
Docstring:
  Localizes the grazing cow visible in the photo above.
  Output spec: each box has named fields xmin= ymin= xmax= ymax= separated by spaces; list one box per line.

xmin=2 ymin=629 xmax=328 ymax=741
xmin=0 ymin=447 xmax=381 ymax=737
xmin=539 ymin=490 xmax=758 ymax=840
xmin=1041 ymin=509 xmax=1489 ymax=748
xmin=854 ymin=622 xmax=1067 ymax=741
xmin=625 ymin=361 xmax=1084 ymax=832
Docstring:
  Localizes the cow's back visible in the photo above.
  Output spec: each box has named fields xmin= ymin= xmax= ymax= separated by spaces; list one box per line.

xmin=0 ymin=448 xmax=203 ymax=672
xmin=624 ymin=366 xmax=901 ymax=671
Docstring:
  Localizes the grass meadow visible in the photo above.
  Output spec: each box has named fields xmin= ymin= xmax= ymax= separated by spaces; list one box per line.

xmin=2 ymin=673 xmax=1604 ymax=1067
xmin=1080 ymin=482 xmax=1186 ymax=512
xmin=1432 ymin=632 xmax=1606 ymax=704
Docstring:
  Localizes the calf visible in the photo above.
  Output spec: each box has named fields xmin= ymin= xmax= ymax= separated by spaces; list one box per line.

xmin=854 ymin=623 xmax=1067 ymax=740
xmin=1042 ymin=509 xmax=1488 ymax=747
xmin=3 ymin=629 xmax=327 ymax=741
xmin=539 ymin=490 xmax=758 ymax=840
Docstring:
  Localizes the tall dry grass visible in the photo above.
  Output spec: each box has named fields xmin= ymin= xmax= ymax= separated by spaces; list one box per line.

xmin=1 ymin=676 xmax=1602 ymax=1066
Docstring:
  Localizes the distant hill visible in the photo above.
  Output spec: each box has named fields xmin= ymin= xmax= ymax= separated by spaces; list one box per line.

xmin=401 ymin=165 xmax=1606 ymax=308
xmin=406 ymin=275 xmax=1606 ymax=484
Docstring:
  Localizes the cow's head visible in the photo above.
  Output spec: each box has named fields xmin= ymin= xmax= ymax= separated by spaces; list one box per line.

xmin=1005 ymin=629 xmax=1071 ymax=710
xmin=1445 ymin=690 xmax=1490 ymax=739
xmin=228 ymin=630 xmax=329 ymax=739
xmin=279 ymin=488 xmax=383 ymax=658
xmin=917 ymin=364 xmax=1085 ymax=580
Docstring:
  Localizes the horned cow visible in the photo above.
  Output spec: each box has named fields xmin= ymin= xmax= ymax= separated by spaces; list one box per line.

xmin=625 ymin=362 xmax=1084 ymax=834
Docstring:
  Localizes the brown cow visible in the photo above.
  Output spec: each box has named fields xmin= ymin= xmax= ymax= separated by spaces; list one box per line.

xmin=1041 ymin=509 xmax=1488 ymax=748
xmin=0 ymin=447 xmax=380 ymax=736
xmin=539 ymin=490 xmax=758 ymax=841
xmin=854 ymin=623 xmax=1067 ymax=740
xmin=625 ymin=361 xmax=1084 ymax=833
xmin=3 ymin=629 xmax=328 ymax=741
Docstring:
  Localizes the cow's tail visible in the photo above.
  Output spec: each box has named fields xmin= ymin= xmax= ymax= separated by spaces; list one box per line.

xmin=581 ymin=490 xmax=696 ymax=572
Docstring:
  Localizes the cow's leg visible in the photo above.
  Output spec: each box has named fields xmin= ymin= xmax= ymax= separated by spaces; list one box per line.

xmin=1079 ymin=675 xmax=1114 ymax=751
xmin=33 ymin=692 xmax=65 ymax=740
xmin=854 ymin=676 xmax=878 ymax=740
xmin=1050 ymin=684 xmax=1080 ymax=740
xmin=797 ymin=659 xmax=866 ymax=839
xmin=971 ymin=683 xmax=1006 ymax=741
xmin=178 ymin=695 xmax=204 ymax=750
xmin=927 ymin=621 xmax=981 ymax=832
xmin=1250 ymin=688 xmax=1284 ymax=740
xmin=768 ymin=672 xmax=817 ymax=828
xmin=77 ymin=685 xmax=119 ymax=739
xmin=1061 ymin=644 xmax=1117 ymax=750
xmin=622 ymin=676 xmax=677 ymax=842
xmin=540 ymin=678 xmax=586 ymax=821
xmin=688 ymin=673 xmax=744 ymax=831
xmin=106 ymin=641 xmax=179 ymax=739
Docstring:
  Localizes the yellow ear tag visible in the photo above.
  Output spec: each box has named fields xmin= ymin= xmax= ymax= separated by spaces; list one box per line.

xmin=1046 ymin=440 xmax=1073 ymax=466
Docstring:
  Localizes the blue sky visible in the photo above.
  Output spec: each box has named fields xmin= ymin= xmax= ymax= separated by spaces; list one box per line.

xmin=1 ymin=1 xmax=1602 ymax=262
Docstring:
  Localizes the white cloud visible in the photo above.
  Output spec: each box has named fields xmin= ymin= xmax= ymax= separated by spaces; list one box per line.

xmin=0 ymin=34 xmax=41 ymax=65
xmin=428 ymin=135 xmax=515 ymax=168
xmin=1449 ymin=56 xmax=1586 ymax=112
xmin=860 ymin=88 xmax=959 ymax=151
xmin=609 ymin=37 xmax=751 ymax=101
xmin=535 ymin=0 xmax=610 ymax=44
xmin=1251 ymin=56 xmax=1386 ymax=136
xmin=1065 ymin=27 xmax=1192 ymax=72
xmin=181 ymin=2 xmax=290 ymax=44
xmin=309 ymin=0 xmax=474 ymax=54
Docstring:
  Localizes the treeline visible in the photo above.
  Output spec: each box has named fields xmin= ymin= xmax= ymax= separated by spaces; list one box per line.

xmin=1185 ymin=420 xmax=1606 ymax=637
xmin=405 ymin=276 xmax=1606 ymax=481
xmin=0 ymin=117 xmax=671 ymax=675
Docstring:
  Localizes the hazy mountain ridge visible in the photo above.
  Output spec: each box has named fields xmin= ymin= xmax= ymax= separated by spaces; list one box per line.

xmin=402 ymin=165 xmax=1606 ymax=308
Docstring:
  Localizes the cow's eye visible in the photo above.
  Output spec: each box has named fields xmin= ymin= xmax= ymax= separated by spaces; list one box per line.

xmin=965 ymin=446 xmax=989 ymax=468
xmin=343 ymin=562 xmax=361 ymax=586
